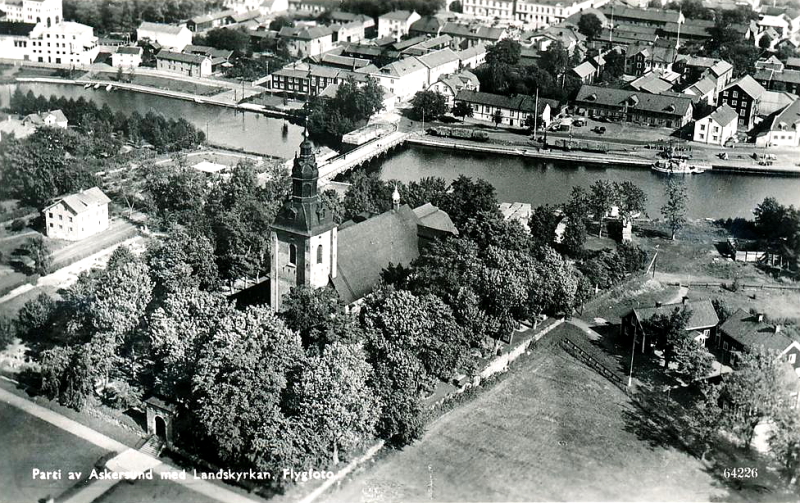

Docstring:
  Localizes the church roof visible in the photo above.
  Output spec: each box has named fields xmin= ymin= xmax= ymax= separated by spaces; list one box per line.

xmin=332 ymin=205 xmax=421 ymax=305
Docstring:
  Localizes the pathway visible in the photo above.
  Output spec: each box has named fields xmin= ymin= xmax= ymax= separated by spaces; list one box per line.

xmin=0 ymin=386 xmax=262 ymax=503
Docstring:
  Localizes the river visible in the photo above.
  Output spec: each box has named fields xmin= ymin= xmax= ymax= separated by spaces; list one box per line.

xmin=3 ymin=82 xmax=799 ymax=219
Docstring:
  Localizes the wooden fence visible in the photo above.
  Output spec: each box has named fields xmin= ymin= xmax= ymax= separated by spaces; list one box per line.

xmin=665 ymin=281 xmax=800 ymax=291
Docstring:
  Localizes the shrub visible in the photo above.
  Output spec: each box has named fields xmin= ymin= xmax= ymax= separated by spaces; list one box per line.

xmin=10 ymin=218 xmax=26 ymax=232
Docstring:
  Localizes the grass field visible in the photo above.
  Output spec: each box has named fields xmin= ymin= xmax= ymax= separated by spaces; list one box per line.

xmin=323 ymin=344 xmax=742 ymax=503
xmin=0 ymin=401 xmax=111 ymax=503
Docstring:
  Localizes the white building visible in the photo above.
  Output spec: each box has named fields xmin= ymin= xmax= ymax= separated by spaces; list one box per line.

xmin=378 ymin=10 xmax=421 ymax=42
xmin=0 ymin=21 xmax=36 ymax=60
xmin=456 ymin=43 xmax=487 ymax=69
xmin=156 ymin=51 xmax=212 ymax=78
xmin=43 ymin=187 xmax=110 ymax=242
xmin=427 ymin=70 xmax=480 ymax=107
xmin=0 ymin=0 xmax=62 ymax=27
xmin=693 ymin=105 xmax=738 ymax=145
xmin=278 ymin=25 xmax=333 ymax=58
xmin=224 ymin=0 xmax=287 ymax=13
xmin=111 ymin=45 xmax=142 ymax=68
xmin=417 ymin=48 xmax=461 ymax=87
xmin=757 ymin=99 xmax=800 ymax=147
xmin=28 ymin=21 xmax=98 ymax=66
xmin=463 ymin=0 xmax=609 ymax=28
xmin=373 ymin=56 xmax=429 ymax=102
xmin=22 ymin=109 xmax=68 ymax=129
xmin=136 ymin=22 xmax=192 ymax=51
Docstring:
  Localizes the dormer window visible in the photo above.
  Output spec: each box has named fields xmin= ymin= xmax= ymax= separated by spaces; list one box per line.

xmin=289 ymin=244 xmax=297 ymax=266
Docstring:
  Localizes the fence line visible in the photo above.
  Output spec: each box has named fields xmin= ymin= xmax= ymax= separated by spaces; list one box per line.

xmin=665 ymin=281 xmax=800 ymax=291
xmin=560 ymin=337 xmax=628 ymax=392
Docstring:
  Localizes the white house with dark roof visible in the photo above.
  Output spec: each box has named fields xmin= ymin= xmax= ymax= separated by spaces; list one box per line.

xmin=456 ymin=43 xmax=487 ymax=69
xmin=682 ymin=76 xmax=717 ymax=105
xmin=455 ymin=90 xmax=559 ymax=127
xmin=621 ymin=299 xmax=720 ymax=353
xmin=22 ymin=109 xmax=67 ymax=129
xmin=111 ymin=45 xmax=142 ymax=68
xmin=373 ymin=56 xmax=429 ymax=101
xmin=416 ymin=48 xmax=460 ymax=87
xmin=136 ymin=21 xmax=192 ymax=51
xmin=693 ymin=104 xmax=738 ymax=145
xmin=378 ymin=10 xmax=420 ymax=42
xmin=43 ymin=187 xmax=110 ymax=241
xmin=757 ymin=98 xmax=800 ymax=147
xmin=441 ymin=22 xmax=508 ymax=50
xmin=427 ymin=70 xmax=480 ymax=106
xmin=0 ymin=21 xmax=36 ymax=60
xmin=156 ymin=50 xmax=212 ymax=77
xmin=278 ymin=25 xmax=333 ymax=57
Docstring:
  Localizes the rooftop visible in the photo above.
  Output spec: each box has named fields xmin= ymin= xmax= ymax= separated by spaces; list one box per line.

xmin=720 ymin=309 xmax=796 ymax=352
xmin=116 ymin=46 xmax=143 ymax=55
xmin=707 ymin=104 xmax=738 ymax=126
xmin=575 ymin=84 xmax=693 ymax=116
xmin=157 ymin=50 xmax=209 ymax=64
xmin=380 ymin=9 xmax=417 ymax=21
xmin=631 ymin=300 xmax=719 ymax=331
xmin=44 ymin=187 xmax=111 ymax=214
xmin=768 ymin=98 xmax=800 ymax=132
xmin=138 ymin=21 xmax=188 ymax=36
xmin=723 ymin=75 xmax=766 ymax=100
xmin=416 ymin=48 xmax=460 ymax=69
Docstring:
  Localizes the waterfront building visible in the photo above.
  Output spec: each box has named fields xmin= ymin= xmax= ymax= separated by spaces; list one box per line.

xmin=277 ymin=25 xmax=333 ymax=57
xmin=718 ymin=75 xmax=766 ymax=130
xmin=462 ymin=0 xmax=609 ymax=28
xmin=270 ymin=63 xmax=374 ymax=98
xmin=575 ymin=84 xmax=693 ymax=128
xmin=183 ymin=44 xmax=233 ymax=74
xmin=757 ymin=98 xmax=800 ymax=147
xmin=28 ymin=21 xmax=98 ymax=66
xmin=677 ymin=56 xmax=733 ymax=103
xmin=754 ymin=66 xmax=800 ymax=95
xmin=693 ymin=104 xmax=738 ymax=145
xmin=455 ymin=89 xmax=559 ymax=127
xmin=136 ymin=22 xmax=192 ymax=52
xmin=111 ymin=46 xmax=142 ymax=69
xmin=682 ymin=76 xmax=717 ymax=105
xmin=598 ymin=5 xmax=682 ymax=27
xmin=22 ymin=109 xmax=67 ymax=129
xmin=0 ymin=21 xmax=35 ymax=60
xmin=427 ymin=70 xmax=480 ymax=106
xmin=156 ymin=50 xmax=212 ymax=78
xmin=378 ymin=10 xmax=421 ymax=42
xmin=43 ymin=187 xmax=110 ymax=242
xmin=0 ymin=0 xmax=61 ymax=27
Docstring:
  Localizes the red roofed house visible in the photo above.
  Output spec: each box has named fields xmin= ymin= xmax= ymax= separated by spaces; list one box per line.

xmin=43 ymin=187 xmax=111 ymax=241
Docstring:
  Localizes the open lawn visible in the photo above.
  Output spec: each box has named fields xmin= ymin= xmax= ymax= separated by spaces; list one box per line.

xmin=323 ymin=343 xmax=740 ymax=503
xmin=0 ymin=401 xmax=111 ymax=503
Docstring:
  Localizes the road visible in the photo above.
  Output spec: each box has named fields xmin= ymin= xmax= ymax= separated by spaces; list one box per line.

xmin=50 ymin=219 xmax=137 ymax=268
xmin=317 ymin=131 xmax=409 ymax=182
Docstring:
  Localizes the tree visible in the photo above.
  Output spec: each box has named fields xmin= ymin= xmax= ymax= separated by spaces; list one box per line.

xmin=601 ymin=50 xmax=626 ymax=81
xmin=438 ymin=175 xmax=500 ymax=230
xmin=190 ymin=306 xmax=307 ymax=471
xmin=717 ymin=349 xmax=789 ymax=450
xmin=0 ymin=316 xmax=16 ymax=351
xmin=452 ymin=101 xmax=474 ymax=122
xmin=281 ymin=286 xmax=348 ymax=350
xmin=146 ymin=227 xmax=219 ymax=294
xmin=687 ymin=383 xmax=724 ymax=461
xmin=613 ymin=181 xmax=647 ymax=225
xmin=770 ymin=406 xmax=800 ymax=486
xmin=577 ymin=13 xmax=603 ymax=40
xmin=759 ymin=34 xmax=772 ymax=50
xmin=410 ymin=90 xmax=448 ymax=121
xmin=269 ymin=15 xmax=292 ymax=31
xmin=203 ymin=27 xmax=250 ymax=56
xmin=292 ymin=342 xmax=380 ymax=464
xmin=539 ymin=40 xmax=570 ymax=77
xmin=661 ymin=178 xmax=688 ymax=240
xmin=342 ymin=171 xmax=392 ymax=220
xmin=528 ymin=205 xmax=560 ymax=249
xmin=492 ymin=109 xmax=504 ymax=128
xmin=23 ymin=235 xmax=52 ymax=276
xmin=307 ymin=76 xmax=384 ymax=140
xmin=561 ymin=215 xmax=587 ymax=258
xmin=589 ymin=180 xmax=615 ymax=237
xmin=485 ymin=39 xmax=521 ymax=66
xmin=116 ymin=66 xmax=124 ymax=82
xmin=642 ymin=307 xmax=698 ymax=372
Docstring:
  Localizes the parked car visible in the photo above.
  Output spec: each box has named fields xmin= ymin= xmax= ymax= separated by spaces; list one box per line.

xmin=573 ymin=119 xmax=585 ymax=127
xmin=594 ymin=126 xmax=606 ymax=134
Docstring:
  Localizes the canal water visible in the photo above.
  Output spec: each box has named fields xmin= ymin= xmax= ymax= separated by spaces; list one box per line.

xmin=2 ymin=82 xmax=799 ymax=219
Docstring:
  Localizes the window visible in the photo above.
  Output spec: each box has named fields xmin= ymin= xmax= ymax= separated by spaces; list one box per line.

xmin=289 ymin=243 xmax=297 ymax=266
xmin=59 ymin=214 xmax=62 ymax=220
xmin=48 ymin=212 xmax=53 ymax=218
xmin=49 ymin=223 xmax=53 ymax=227
xmin=700 ymin=124 xmax=706 ymax=131
xmin=790 ymin=353 xmax=797 ymax=364
xmin=316 ymin=244 xmax=323 ymax=264
xmin=723 ymin=342 xmax=729 ymax=350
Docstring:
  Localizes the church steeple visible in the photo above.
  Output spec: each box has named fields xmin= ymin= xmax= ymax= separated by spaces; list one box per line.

xmin=271 ymin=133 xmax=339 ymax=311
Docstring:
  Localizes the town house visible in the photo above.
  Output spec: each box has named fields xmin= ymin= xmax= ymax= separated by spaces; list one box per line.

xmin=621 ymin=300 xmax=720 ymax=354
xmin=575 ymin=84 xmax=694 ymax=128
xmin=43 ymin=187 xmax=110 ymax=241
xmin=718 ymin=75 xmax=766 ymax=130
xmin=693 ymin=105 xmax=738 ymax=145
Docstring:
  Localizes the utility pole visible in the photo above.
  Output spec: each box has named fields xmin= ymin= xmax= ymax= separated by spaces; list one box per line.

xmin=533 ymin=87 xmax=539 ymax=138
xmin=628 ymin=329 xmax=636 ymax=388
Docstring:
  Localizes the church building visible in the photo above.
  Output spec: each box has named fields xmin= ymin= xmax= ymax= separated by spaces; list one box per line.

xmin=269 ymin=133 xmax=457 ymax=311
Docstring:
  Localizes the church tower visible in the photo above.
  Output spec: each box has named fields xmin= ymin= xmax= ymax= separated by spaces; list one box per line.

xmin=270 ymin=130 xmax=337 ymax=311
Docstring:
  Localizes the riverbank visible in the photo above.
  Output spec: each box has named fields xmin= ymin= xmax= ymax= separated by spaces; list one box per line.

xmin=406 ymin=135 xmax=800 ymax=175
xmin=14 ymin=75 xmax=294 ymax=119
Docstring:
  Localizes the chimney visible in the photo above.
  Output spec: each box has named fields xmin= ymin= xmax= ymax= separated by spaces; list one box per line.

xmin=655 ymin=302 xmax=662 ymax=308
xmin=757 ymin=313 xmax=765 ymax=323
xmin=682 ymin=296 xmax=688 ymax=305
xmin=775 ymin=324 xmax=782 ymax=334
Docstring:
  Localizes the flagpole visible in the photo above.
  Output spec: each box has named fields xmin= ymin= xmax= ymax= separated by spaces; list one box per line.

xmin=534 ymin=87 xmax=539 ymax=138
xmin=676 ymin=9 xmax=683 ymax=50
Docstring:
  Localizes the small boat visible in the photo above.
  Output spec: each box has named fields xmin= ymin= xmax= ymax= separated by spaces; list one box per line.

xmin=651 ymin=159 xmax=706 ymax=174
xmin=194 ymin=97 xmax=203 ymax=103
xmin=106 ymin=84 xmax=113 ymax=91
xmin=83 ymin=83 xmax=91 ymax=89
xmin=93 ymin=83 xmax=101 ymax=89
